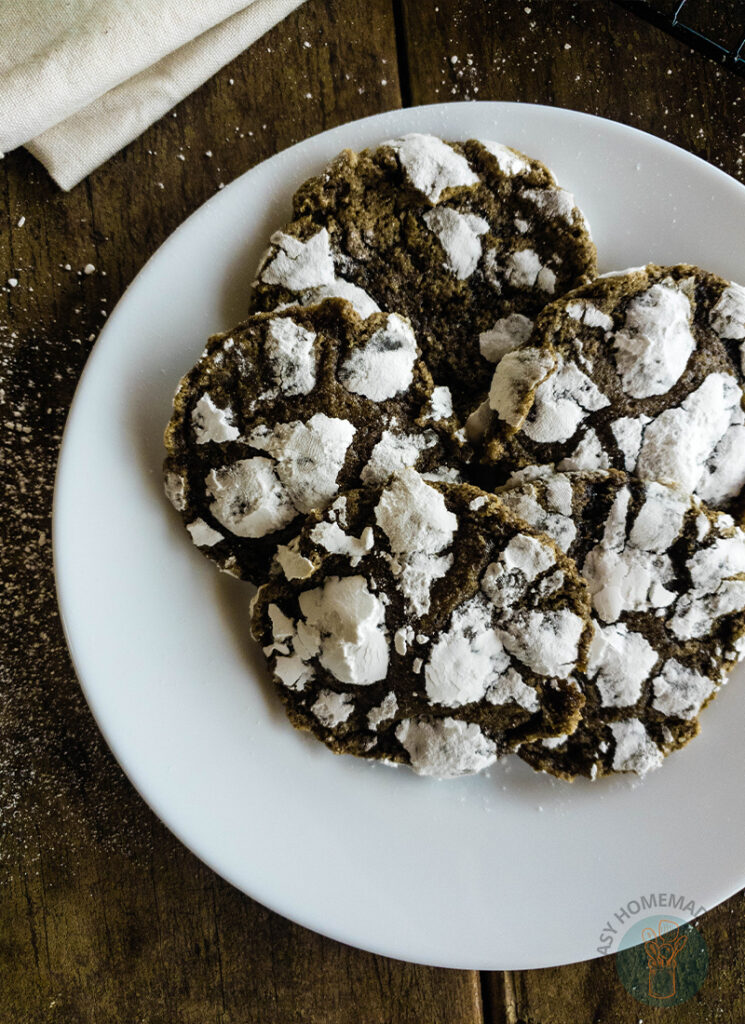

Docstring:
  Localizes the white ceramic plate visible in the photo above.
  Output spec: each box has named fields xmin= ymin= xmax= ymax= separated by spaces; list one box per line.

xmin=54 ymin=102 xmax=745 ymax=970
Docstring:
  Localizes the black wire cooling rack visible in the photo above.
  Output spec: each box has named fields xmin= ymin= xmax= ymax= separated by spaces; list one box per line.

xmin=615 ymin=0 xmax=745 ymax=74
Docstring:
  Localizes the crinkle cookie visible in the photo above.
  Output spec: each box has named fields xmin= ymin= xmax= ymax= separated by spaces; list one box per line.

xmin=163 ymin=299 xmax=461 ymax=584
xmin=481 ymin=265 xmax=745 ymax=518
xmin=497 ymin=467 xmax=745 ymax=779
xmin=249 ymin=468 xmax=593 ymax=778
xmin=249 ymin=133 xmax=596 ymax=415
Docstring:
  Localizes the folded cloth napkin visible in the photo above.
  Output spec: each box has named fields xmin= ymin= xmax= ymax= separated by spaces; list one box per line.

xmin=0 ymin=0 xmax=305 ymax=190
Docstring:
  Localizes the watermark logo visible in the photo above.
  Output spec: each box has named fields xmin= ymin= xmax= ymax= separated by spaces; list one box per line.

xmin=597 ymin=894 xmax=709 ymax=1006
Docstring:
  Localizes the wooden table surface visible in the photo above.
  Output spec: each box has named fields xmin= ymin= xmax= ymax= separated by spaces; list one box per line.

xmin=3 ymin=2 xmax=745 ymax=1020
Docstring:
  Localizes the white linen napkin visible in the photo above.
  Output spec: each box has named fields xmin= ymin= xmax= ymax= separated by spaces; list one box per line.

xmin=0 ymin=0 xmax=305 ymax=190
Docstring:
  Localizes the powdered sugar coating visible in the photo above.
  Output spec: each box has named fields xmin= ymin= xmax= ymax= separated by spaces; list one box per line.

xmin=612 ymin=282 xmax=695 ymax=399
xmin=588 ymin=622 xmax=658 ymax=707
xmin=497 ymin=608 xmax=586 ymax=679
xmin=300 ymin=280 xmax=380 ymax=318
xmin=186 ymin=518 xmax=223 ymax=547
xmin=360 ymin=429 xmax=437 ymax=487
xmin=635 ymin=373 xmax=745 ymax=504
xmin=423 ymin=207 xmax=490 ymax=279
xmin=164 ymin=470 xmax=186 ymax=512
xmin=248 ymin=413 xmax=355 ymax=514
xmin=489 ymin=348 xmax=555 ymax=425
xmin=367 ymin=692 xmax=398 ymax=731
xmin=565 ymin=300 xmax=613 ymax=331
xmin=192 ymin=393 xmax=240 ymax=444
xmin=610 ymin=719 xmax=663 ymax=775
xmin=479 ymin=313 xmax=534 ymax=363
xmin=207 ymin=458 xmax=297 ymax=538
xmin=311 ymin=690 xmax=355 ymax=727
xmin=521 ymin=357 xmax=610 ymax=443
xmin=385 ymin=133 xmax=480 ymax=202
xmin=264 ymin=317 xmax=317 ymax=396
xmin=478 ymin=140 xmax=530 ymax=175
xmin=259 ymin=228 xmax=336 ymax=290
xmin=395 ymin=717 xmax=497 ymax=778
xmin=339 ymin=314 xmax=417 ymax=402
xmin=709 ymin=281 xmax=745 ymax=341
xmin=309 ymin=520 xmax=375 ymax=566
xmin=424 ymin=595 xmax=539 ymax=709
xmin=651 ymin=659 xmax=714 ymax=721
xmin=521 ymin=186 xmax=576 ymax=223
xmin=375 ymin=468 xmax=457 ymax=555
xmin=299 ymin=576 xmax=389 ymax=685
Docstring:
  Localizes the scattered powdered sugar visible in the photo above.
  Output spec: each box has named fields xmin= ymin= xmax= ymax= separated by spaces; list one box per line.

xmin=206 ymin=458 xmax=297 ymax=538
xmin=311 ymin=689 xmax=355 ymax=727
xmin=479 ymin=313 xmax=533 ymax=363
xmin=367 ymin=691 xmax=398 ymax=731
xmin=298 ymin=575 xmax=389 ymax=685
xmin=395 ymin=717 xmax=497 ymax=777
xmin=191 ymin=393 xmax=240 ymax=444
xmin=186 ymin=517 xmax=223 ymax=547
xmin=651 ymin=659 xmax=715 ymax=720
xmin=385 ymin=133 xmax=480 ymax=202
xmin=612 ymin=282 xmax=695 ymax=399
xmin=423 ymin=207 xmax=490 ymax=279
xmin=309 ymin=520 xmax=374 ymax=566
xmin=265 ymin=317 xmax=317 ymax=395
xmin=339 ymin=314 xmax=417 ymax=401
xmin=360 ymin=429 xmax=437 ymax=486
xmin=248 ymin=413 xmax=355 ymax=513
xmin=587 ymin=621 xmax=658 ymax=707
xmin=521 ymin=356 xmax=610 ymax=443
xmin=609 ymin=719 xmax=663 ymax=775
xmin=478 ymin=139 xmax=530 ymax=175
xmin=520 ymin=186 xmax=575 ymax=223
xmin=259 ymin=228 xmax=335 ymax=290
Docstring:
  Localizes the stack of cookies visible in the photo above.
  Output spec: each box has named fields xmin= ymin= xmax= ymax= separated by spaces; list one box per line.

xmin=164 ymin=133 xmax=745 ymax=781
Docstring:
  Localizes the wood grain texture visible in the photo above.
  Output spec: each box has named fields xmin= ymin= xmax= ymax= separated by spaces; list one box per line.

xmin=399 ymin=1 xmax=745 ymax=1021
xmin=0 ymin=2 xmax=482 ymax=1022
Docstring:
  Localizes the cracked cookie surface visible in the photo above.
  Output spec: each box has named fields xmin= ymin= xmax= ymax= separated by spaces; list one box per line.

xmin=498 ymin=467 xmax=745 ymax=778
xmin=164 ymin=300 xmax=460 ymax=583
xmin=481 ymin=265 xmax=745 ymax=520
xmin=250 ymin=469 xmax=593 ymax=777
xmin=249 ymin=133 xmax=596 ymax=416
